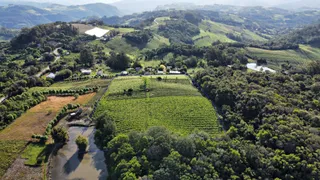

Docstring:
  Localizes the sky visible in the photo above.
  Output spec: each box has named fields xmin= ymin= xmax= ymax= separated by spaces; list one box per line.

xmin=2 ymin=0 xmax=298 ymax=6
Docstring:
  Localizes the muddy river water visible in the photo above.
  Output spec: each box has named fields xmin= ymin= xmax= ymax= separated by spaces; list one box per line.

xmin=51 ymin=127 xmax=107 ymax=180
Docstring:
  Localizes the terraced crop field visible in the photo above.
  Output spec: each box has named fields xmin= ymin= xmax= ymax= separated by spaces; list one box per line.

xmin=94 ymin=75 xmax=219 ymax=135
xmin=246 ymin=45 xmax=320 ymax=69
xmin=194 ymin=20 xmax=266 ymax=46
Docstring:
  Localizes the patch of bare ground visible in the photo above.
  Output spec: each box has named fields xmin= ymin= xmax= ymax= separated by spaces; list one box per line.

xmin=1 ymin=158 xmax=42 ymax=180
xmin=72 ymin=23 xmax=94 ymax=33
xmin=0 ymin=93 xmax=96 ymax=141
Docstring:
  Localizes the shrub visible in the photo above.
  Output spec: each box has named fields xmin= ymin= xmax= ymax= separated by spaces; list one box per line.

xmin=51 ymin=126 xmax=69 ymax=144
xmin=76 ymin=135 xmax=88 ymax=152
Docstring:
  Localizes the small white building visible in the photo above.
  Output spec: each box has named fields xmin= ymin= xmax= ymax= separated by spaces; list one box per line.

xmin=81 ymin=69 xmax=92 ymax=75
xmin=169 ymin=70 xmax=181 ymax=74
xmin=157 ymin=71 xmax=164 ymax=74
xmin=46 ymin=73 xmax=56 ymax=79
xmin=121 ymin=71 xmax=128 ymax=76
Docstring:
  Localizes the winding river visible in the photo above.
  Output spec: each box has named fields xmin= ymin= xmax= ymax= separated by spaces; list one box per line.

xmin=50 ymin=127 xmax=107 ymax=180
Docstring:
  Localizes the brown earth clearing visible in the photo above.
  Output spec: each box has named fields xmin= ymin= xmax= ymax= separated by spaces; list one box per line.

xmin=0 ymin=93 xmax=96 ymax=141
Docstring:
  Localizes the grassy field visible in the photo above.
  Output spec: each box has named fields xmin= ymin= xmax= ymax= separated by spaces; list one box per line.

xmin=94 ymin=75 xmax=219 ymax=135
xmin=246 ymin=45 xmax=320 ymax=69
xmin=99 ymin=25 xmax=135 ymax=34
xmin=193 ymin=30 xmax=234 ymax=46
xmin=105 ymin=37 xmax=139 ymax=56
xmin=29 ymin=79 xmax=111 ymax=92
xmin=194 ymin=20 xmax=266 ymax=46
xmin=0 ymin=93 xmax=96 ymax=178
xmin=21 ymin=143 xmax=53 ymax=166
xmin=0 ymin=141 xmax=27 ymax=177
xmin=145 ymin=34 xmax=170 ymax=49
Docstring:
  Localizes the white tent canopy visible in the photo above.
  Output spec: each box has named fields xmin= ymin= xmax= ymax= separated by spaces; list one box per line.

xmin=85 ymin=27 xmax=109 ymax=38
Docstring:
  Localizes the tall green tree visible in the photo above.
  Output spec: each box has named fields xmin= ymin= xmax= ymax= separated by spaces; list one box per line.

xmin=80 ymin=48 xmax=94 ymax=67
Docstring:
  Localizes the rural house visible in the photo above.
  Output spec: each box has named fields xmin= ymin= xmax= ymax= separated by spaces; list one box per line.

xmin=81 ymin=69 xmax=92 ymax=75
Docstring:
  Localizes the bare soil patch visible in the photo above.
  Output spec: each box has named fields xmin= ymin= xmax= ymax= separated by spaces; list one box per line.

xmin=72 ymin=23 xmax=94 ymax=33
xmin=1 ymin=158 xmax=42 ymax=180
xmin=0 ymin=93 xmax=96 ymax=141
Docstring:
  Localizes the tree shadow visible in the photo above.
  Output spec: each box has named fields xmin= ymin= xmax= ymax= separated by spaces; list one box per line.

xmin=63 ymin=151 xmax=83 ymax=175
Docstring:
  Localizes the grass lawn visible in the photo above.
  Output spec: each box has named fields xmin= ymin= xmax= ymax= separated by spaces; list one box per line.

xmin=99 ymin=25 xmax=135 ymax=34
xmin=29 ymin=79 xmax=111 ymax=92
xmin=21 ymin=143 xmax=53 ymax=166
xmin=141 ymin=60 xmax=161 ymax=67
xmin=94 ymin=75 xmax=219 ymax=135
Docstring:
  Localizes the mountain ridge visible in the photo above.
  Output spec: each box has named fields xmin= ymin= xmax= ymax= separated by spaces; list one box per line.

xmin=0 ymin=3 xmax=121 ymax=29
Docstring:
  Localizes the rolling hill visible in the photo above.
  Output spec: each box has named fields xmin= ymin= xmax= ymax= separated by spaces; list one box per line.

xmin=0 ymin=3 xmax=121 ymax=29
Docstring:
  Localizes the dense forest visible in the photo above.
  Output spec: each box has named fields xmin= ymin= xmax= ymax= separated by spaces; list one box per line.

xmin=271 ymin=23 xmax=320 ymax=47
xmin=158 ymin=19 xmax=200 ymax=44
xmin=94 ymin=63 xmax=320 ymax=179
xmin=0 ymin=27 xmax=19 ymax=41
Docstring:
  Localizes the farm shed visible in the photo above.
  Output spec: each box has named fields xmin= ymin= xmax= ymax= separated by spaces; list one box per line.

xmin=169 ymin=70 xmax=181 ymax=74
xmin=81 ymin=69 xmax=92 ymax=75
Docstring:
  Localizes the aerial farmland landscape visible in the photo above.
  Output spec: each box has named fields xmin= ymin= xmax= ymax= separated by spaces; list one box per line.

xmin=0 ymin=0 xmax=320 ymax=179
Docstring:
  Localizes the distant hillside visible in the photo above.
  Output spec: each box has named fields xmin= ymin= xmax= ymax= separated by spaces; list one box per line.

xmin=0 ymin=0 xmax=53 ymax=8
xmin=44 ymin=3 xmax=121 ymax=20
xmin=277 ymin=0 xmax=320 ymax=10
xmin=273 ymin=23 xmax=320 ymax=47
xmin=102 ymin=8 xmax=320 ymax=38
xmin=0 ymin=3 xmax=121 ymax=29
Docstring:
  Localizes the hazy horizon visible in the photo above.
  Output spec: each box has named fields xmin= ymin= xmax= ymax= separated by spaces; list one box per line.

xmin=0 ymin=0 xmax=300 ymax=7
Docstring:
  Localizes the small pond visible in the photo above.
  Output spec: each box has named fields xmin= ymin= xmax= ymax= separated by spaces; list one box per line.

xmin=51 ymin=127 xmax=107 ymax=180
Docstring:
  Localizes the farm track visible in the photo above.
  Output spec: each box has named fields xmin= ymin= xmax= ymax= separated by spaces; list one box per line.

xmin=36 ymin=48 xmax=60 ymax=78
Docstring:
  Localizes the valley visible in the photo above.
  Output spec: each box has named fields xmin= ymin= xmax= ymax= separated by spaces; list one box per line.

xmin=0 ymin=2 xmax=320 ymax=179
